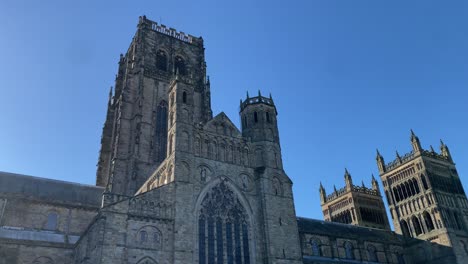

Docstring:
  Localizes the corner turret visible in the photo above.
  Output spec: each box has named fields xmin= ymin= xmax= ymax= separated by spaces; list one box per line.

xmin=410 ymin=129 xmax=422 ymax=153
xmin=344 ymin=168 xmax=353 ymax=191
xmin=240 ymin=91 xmax=281 ymax=168
xmin=371 ymin=174 xmax=380 ymax=194
xmin=440 ymin=140 xmax=453 ymax=162
xmin=319 ymin=182 xmax=326 ymax=204
xmin=376 ymin=149 xmax=386 ymax=174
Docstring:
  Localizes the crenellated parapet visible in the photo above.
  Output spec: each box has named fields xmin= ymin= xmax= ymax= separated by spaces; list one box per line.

xmin=138 ymin=15 xmax=203 ymax=47
xmin=378 ymin=130 xmax=454 ymax=173
xmin=240 ymin=92 xmax=276 ymax=112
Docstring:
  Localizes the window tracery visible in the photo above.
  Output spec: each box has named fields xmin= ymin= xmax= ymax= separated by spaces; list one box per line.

xmin=198 ymin=181 xmax=251 ymax=264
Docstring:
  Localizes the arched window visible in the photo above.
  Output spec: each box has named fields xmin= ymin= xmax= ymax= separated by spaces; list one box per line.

xmin=156 ymin=50 xmax=167 ymax=71
xmin=412 ymin=216 xmax=423 ymax=236
xmin=310 ymin=239 xmax=321 ymax=256
xmin=45 ymin=212 xmax=58 ymax=230
xmin=154 ymin=101 xmax=168 ymax=162
xmin=254 ymin=112 xmax=258 ymax=123
xmin=367 ymin=245 xmax=378 ymax=262
xmin=344 ymin=241 xmax=354 ymax=259
xmin=174 ymin=56 xmax=187 ymax=75
xmin=413 ymin=178 xmax=420 ymax=193
xmin=393 ymin=187 xmax=400 ymax=202
xmin=198 ymin=182 xmax=251 ymax=264
xmin=401 ymin=184 xmax=408 ymax=199
xmin=266 ymin=112 xmax=271 ymax=123
xmin=400 ymin=219 xmax=411 ymax=237
xmin=182 ymin=91 xmax=187 ymax=104
xmin=423 ymin=211 xmax=435 ymax=231
xmin=421 ymin=175 xmax=429 ymax=190
xmin=139 ymin=230 xmax=148 ymax=243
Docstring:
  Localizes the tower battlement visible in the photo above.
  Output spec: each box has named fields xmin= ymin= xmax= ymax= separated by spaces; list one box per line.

xmin=138 ymin=15 xmax=203 ymax=46
xmin=240 ymin=93 xmax=275 ymax=112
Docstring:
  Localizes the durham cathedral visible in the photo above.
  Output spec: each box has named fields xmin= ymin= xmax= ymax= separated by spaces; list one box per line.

xmin=1 ymin=16 xmax=468 ymax=264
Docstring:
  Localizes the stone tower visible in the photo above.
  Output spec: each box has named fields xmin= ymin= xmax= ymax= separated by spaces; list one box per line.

xmin=95 ymin=15 xmax=211 ymax=204
xmin=320 ymin=169 xmax=390 ymax=230
xmin=377 ymin=130 xmax=468 ymax=262
xmin=76 ymin=16 xmax=303 ymax=264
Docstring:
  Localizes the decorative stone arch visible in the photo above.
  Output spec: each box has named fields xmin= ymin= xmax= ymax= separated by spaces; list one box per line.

xmin=135 ymin=225 xmax=163 ymax=249
xmin=136 ymin=256 xmax=158 ymax=264
xmin=197 ymin=163 xmax=213 ymax=183
xmin=32 ymin=256 xmax=54 ymax=264
xmin=193 ymin=177 xmax=255 ymax=264
xmin=180 ymin=130 xmax=190 ymax=152
xmin=272 ymin=176 xmax=283 ymax=196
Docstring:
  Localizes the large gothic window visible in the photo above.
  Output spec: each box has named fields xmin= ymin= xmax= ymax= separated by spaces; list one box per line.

xmin=156 ymin=50 xmax=167 ymax=71
xmin=154 ymin=101 xmax=168 ymax=162
xmin=198 ymin=181 xmax=251 ymax=264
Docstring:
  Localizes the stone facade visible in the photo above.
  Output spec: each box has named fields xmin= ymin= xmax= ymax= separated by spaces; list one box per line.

xmin=0 ymin=16 xmax=466 ymax=264
xmin=320 ymin=170 xmax=391 ymax=230
xmin=377 ymin=130 xmax=468 ymax=263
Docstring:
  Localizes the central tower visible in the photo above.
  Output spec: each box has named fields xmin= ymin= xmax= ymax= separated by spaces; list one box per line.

xmin=96 ymin=16 xmax=212 ymax=202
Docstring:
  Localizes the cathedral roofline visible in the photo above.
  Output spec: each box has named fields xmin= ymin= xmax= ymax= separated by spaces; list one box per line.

xmin=0 ymin=171 xmax=103 ymax=208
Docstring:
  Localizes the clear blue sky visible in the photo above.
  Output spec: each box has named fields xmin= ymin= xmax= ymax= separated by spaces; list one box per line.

xmin=0 ymin=0 xmax=467 ymax=222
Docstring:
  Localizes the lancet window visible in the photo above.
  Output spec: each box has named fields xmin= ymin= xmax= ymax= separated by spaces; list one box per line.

xmin=154 ymin=101 xmax=168 ymax=162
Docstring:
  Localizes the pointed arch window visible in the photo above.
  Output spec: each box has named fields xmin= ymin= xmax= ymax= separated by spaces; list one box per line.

xmin=175 ymin=56 xmax=187 ymax=75
xmin=154 ymin=101 xmax=168 ymax=162
xmin=423 ymin=211 xmax=435 ymax=231
xmin=156 ymin=50 xmax=167 ymax=71
xmin=344 ymin=241 xmax=354 ymax=259
xmin=266 ymin=112 xmax=271 ymax=123
xmin=183 ymin=91 xmax=187 ymax=104
xmin=254 ymin=112 xmax=258 ymax=123
xmin=412 ymin=216 xmax=423 ymax=236
xmin=400 ymin=219 xmax=411 ymax=237
xmin=421 ymin=175 xmax=429 ymax=190
xmin=310 ymin=239 xmax=321 ymax=256
xmin=198 ymin=182 xmax=251 ymax=264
